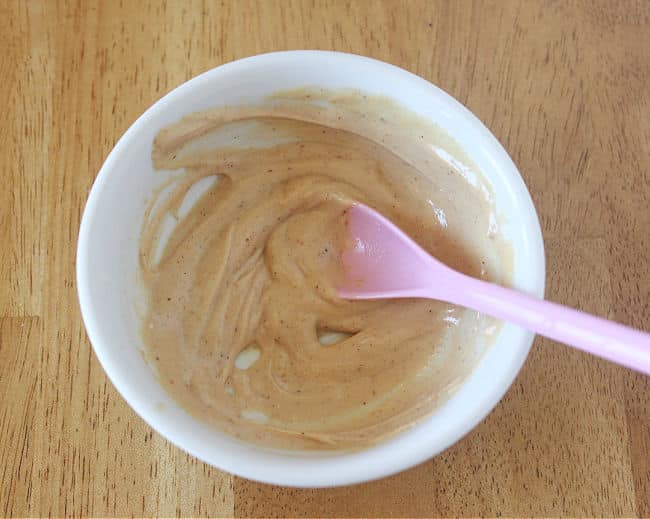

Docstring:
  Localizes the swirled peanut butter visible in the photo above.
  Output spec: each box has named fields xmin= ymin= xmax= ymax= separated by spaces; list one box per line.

xmin=140 ymin=92 xmax=511 ymax=450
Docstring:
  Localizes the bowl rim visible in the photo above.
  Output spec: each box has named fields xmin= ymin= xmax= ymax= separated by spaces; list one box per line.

xmin=77 ymin=50 xmax=545 ymax=487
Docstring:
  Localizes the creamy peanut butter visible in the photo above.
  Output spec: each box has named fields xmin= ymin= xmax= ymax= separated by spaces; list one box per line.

xmin=140 ymin=92 xmax=511 ymax=450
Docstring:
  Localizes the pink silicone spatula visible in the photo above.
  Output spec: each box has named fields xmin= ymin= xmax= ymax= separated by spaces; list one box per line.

xmin=338 ymin=203 xmax=650 ymax=375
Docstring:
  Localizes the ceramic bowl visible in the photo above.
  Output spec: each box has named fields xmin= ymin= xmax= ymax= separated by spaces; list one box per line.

xmin=77 ymin=51 xmax=545 ymax=487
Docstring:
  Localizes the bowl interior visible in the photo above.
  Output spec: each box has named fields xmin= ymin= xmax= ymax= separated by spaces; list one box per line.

xmin=77 ymin=51 xmax=545 ymax=487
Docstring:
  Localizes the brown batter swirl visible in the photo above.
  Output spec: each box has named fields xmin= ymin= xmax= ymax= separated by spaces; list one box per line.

xmin=140 ymin=94 xmax=511 ymax=449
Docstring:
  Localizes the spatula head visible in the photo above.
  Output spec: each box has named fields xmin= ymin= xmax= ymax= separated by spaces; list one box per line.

xmin=338 ymin=203 xmax=442 ymax=300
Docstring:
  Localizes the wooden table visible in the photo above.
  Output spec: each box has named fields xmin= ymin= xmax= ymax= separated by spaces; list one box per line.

xmin=2 ymin=0 xmax=649 ymax=516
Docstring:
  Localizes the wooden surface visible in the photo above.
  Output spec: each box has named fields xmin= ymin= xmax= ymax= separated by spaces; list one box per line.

xmin=1 ymin=0 xmax=649 ymax=516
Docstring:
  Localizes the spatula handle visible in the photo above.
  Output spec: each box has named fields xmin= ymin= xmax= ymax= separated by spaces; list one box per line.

xmin=442 ymin=274 xmax=650 ymax=375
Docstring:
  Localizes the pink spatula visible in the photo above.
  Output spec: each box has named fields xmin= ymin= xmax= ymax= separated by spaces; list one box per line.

xmin=338 ymin=203 xmax=650 ymax=375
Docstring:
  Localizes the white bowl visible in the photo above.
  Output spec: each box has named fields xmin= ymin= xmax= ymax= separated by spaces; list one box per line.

xmin=77 ymin=51 xmax=545 ymax=487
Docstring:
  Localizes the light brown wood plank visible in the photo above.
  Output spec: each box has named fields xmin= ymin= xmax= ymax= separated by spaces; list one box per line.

xmin=0 ymin=317 xmax=42 ymax=517
xmin=0 ymin=2 xmax=49 ymax=317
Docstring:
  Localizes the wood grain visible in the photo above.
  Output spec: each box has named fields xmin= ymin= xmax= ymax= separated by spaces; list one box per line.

xmin=1 ymin=0 xmax=648 ymax=516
